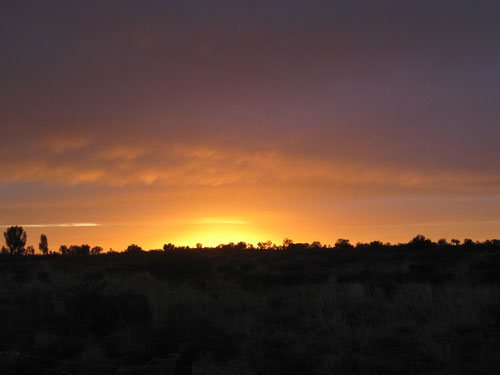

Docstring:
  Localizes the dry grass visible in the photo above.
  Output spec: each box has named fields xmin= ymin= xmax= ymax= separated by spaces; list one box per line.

xmin=0 ymin=246 xmax=500 ymax=374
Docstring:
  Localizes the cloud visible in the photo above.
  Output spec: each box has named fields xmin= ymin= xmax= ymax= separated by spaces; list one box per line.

xmin=0 ymin=137 xmax=498 ymax=198
xmin=96 ymin=145 xmax=144 ymax=161
xmin=0 ymin=223 xmax=100 ymax=228
xmin=41 ymin=136 xmax=91 ymax=154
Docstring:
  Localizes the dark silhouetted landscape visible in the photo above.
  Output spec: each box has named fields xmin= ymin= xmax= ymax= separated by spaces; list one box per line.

xmin=2 ymin=226 xmax=500 ymax=374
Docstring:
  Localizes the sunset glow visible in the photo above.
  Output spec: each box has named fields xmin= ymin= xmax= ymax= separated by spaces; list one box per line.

xmin=1 ymin=1 xmax=499 ymax=251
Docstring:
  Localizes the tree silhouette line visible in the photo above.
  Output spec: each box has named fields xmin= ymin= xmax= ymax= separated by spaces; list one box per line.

xmin=2 ymin=225 xmax=499 ymax=256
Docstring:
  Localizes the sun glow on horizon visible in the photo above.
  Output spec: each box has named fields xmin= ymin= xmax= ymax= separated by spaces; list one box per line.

xmin=157 ymin=221 xmax=271 ymax=248
xmin=190 ymin=217 xmax=249 ymax=225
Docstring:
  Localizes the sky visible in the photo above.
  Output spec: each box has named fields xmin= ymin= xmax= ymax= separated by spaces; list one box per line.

xmin=1 ymin=0 xmax=499 ymax=250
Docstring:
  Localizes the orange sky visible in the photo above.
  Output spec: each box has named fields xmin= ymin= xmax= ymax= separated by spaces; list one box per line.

xmin=0 ymin=1 xmax=499 ymax=251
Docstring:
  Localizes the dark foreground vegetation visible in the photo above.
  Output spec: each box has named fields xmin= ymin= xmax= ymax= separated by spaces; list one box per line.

xmin=1 ymin=231 xmax=500 ymax=374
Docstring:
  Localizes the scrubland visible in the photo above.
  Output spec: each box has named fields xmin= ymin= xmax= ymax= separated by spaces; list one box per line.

xmin=1 ymin=240 xmax=500 ymax=374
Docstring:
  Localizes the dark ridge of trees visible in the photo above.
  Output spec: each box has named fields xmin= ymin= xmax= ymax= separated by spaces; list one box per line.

xmin=71 ymin=244 xmax=91 ymax=256
xmin=58 ymin=244 xmax=92 ymax=256
xmin=2 ymin=227 xmax=500 ymax=256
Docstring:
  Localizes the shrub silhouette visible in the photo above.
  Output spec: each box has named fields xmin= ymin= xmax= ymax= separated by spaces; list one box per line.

xmin=125 ymin=244 xmax=143 ymax=253
xmin=59 ymin=245 xmax=69 ymax=255
xmin=335 ymin=238 xmax=353 ymax=250
xmin=163 ymin=243 xmax=175 ymax=251
xmin=90 ymin=246 xmax=103 ymax=255
xmin=62 ymin=244 xmax=91 ymax=256
xmin=257 ymin=240 xmax=273 ymax=250
xmin=437 ymin=238 xmax=448 ymax=246
xmin=283 ymin=238 xmax=293 ymax=249
xmin=410 ymin=234 xmax=433 ymax=249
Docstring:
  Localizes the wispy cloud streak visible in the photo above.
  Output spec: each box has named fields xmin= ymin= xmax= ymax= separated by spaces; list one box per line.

xmin=0 ymin=223 xmax=101 ymax=228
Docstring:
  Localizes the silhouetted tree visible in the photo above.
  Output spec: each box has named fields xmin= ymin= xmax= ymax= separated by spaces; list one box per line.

xmin=125 ymin=244 xmax=143 ymax=253
xmin=80 ymin=244 xmax=90 ymax=255
xmin=196 ymin=243 xmax=203 ymax=249
xmin=1 ymin=245 xmax=8 ymax=255
xmin=68 ymin=245 xmax=89 ymax=255
xmin=26 ymin=245 xmax=35 ymax=255
xmin=39 ymin=234 xmax=49 ymax=255
xmin=163 ymin=243 xmax=175 ymax=251
xmin=369 ymin=241 xmax=385 ymax=249
xmin=451 ymin=239 xmax=460 ymax=246
xmin=257 ymin=240 xmax=273 ymax=250
xmin=335 ymin=238 xmax=353 ymax=250
xmin=437 ymin=238 xmax=448 ymax=246
xmin=91 ymin=246 xmax=103 ymax=255
xmin=4 ymin=226 xmax=27 ymax=255
xmin=217 ymin=243 xmax=235 ymax=250
xmin=310 ymin=241 xmax=322 ymax=248
xmin=59 ymin=245 xmax=69 ymax=255
xmin=463 ymin=238 xmax=474 ymax=247
xmin=410 ymin=234 xmax=432 ymax=248
xmin=288 ymin=242 xmax=309 ymax=250
xmin=235 ymin=241 xmax=247 ymax=250
xmin=283 ymin=238 xmax=293 ymax=249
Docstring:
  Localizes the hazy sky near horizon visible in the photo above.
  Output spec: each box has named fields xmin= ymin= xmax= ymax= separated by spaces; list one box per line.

xmin=1 ymin=0 xmax=499 ymax=249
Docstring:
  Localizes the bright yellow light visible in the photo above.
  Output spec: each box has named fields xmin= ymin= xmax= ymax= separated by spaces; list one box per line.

xmin=167 ymin=223 xmax=268 ymax=248
xmin=191 ymin=217 xmax=249 ymax=225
